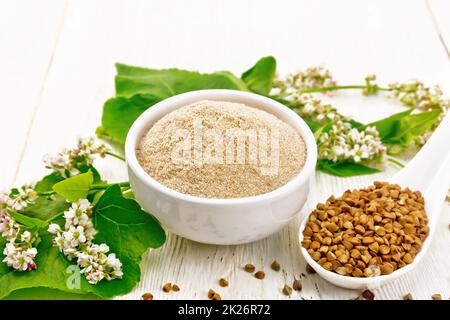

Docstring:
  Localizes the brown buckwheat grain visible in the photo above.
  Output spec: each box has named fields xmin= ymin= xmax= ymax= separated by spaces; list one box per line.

xmin=302 ymin=182 xmax=429 ymax=278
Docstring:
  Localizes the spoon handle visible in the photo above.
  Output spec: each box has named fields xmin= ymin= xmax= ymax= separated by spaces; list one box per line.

xmin=390 ymin=111 xmax=450 ymax=193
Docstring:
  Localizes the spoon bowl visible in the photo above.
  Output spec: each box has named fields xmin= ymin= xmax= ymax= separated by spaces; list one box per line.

xmin=299 ymin=112 xmax=450 ymax=289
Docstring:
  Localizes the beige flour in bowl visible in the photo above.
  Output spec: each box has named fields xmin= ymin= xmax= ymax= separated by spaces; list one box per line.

xmin=136 ymin=100 xmax=307 ymax=199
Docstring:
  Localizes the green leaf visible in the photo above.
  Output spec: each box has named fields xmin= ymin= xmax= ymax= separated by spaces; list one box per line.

xmin=8 ymin=211 xmax=47 ymax=229
xmin=94 ymin=185 xmax=166 ymax=262
xmin=78 ymin=165 xmax=103 ymax=184
xmin=99 ymin=94 xmax=161 ymax=146
xmin=303 ymin=117 xmax=323 ymax=132
xmin=386 ymin=109 xmax=441 ymax=145
xmin=3 ymin=287 xmax=101 ymax=300
xmin=52 ymin=171 xmax=94 ymax=202
xmin=368 ymin=109 xmax=441 ymax=147
xmin=367 ymin=109 xmax=413 ymax=140
xmin=387 ymin=144 xmax=407 ymax=155
xmin=20 ymin=195 xmax=70 ymax=222
xmin=241 ymin=56 xmax=276 ymax=95
xmin=114 ymin=64 xmax=248 ymax=98
xmin=98 ymin=64 xmax=252 ymax=146
xmin=317 ymin=160 xmax=380 ymax=177
xmin=348 ymin=119 xmax=365 ymax=130
xmin=34 ymin=172 xmax=65 ymax=193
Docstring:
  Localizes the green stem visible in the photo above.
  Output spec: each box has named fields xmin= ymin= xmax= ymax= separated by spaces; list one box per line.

xmin=38 ymin=181 xmax=130 ymax=197
xmin=387 ymin=157 xmax=405 ymax=168
xmin=296 ymin=85 xmax=392 ymax=94
xmin=107 ymin=151 xmax=126 ymax=162
xmin=90 ymin=182 xmax=130 ymax=190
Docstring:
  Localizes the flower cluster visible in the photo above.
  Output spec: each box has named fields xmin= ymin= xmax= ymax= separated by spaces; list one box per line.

xmin=289 ymin=94 xmax=386 ymax=163
xmin=48 ymin=199 xmax=123 ymax=284
xmin=318 ymin=121 xmax=386 ymax=163
xmin=0 ymin=186 xmax=39 ymax=271
xmin=389 ymin=80 xmax=449 ymax=145
xmin=388 ymin=80 xmax=450 ymax=111
xmin=293 ymin=94 xmax=339 ymax=124
xmin=362 ymin=74 xmax=379 ymax=96
xmin=0 ymin=185 xmax=38 ymax=211
xmin=273 ymin=65 xmax=337 ymax=95
xmin=44 ymin=137 xmax=110 ymax=178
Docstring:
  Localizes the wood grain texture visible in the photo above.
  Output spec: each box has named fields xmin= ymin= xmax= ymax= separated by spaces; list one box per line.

xmin=428 ymin=0 xmax=450 ymax=58
xmin=2 ymin=0 xmax=450 ymax=300
xmin=0 ymin=0 xmax=67 ymax=186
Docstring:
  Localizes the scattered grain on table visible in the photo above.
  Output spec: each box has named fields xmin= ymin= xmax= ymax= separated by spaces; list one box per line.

xmin=244 ymin=264 xmax=255 ymax=273
xmin=271 ymin=260 xmax=281 ymax=272
xmin=142 ymin=293 xmax=153 ymax=300
xmin=219 ymin=278 xmax=229 ymax=287
xmin=282 ymin=284 xmax=293 ymax=296
xmin=403 ymin=293 xmax=413 ymax=300
xmin=162 ymin=283 xmax=172 ymax=293
xmin=293 ymin=279 xmax=302 ymax=291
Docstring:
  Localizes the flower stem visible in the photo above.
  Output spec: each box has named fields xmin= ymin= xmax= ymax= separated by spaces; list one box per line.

xmin=90 ymin=182 xmax=130 ymax=190
xmin=387 ymin=157 xmax=405 ymax=168
xmin=296 ymin=85 xmax=392 ymax=94
xmin=106 ymin=151 xmax=126 ymax=162
xmin=38 ymin=181 xmax=130 ymax=197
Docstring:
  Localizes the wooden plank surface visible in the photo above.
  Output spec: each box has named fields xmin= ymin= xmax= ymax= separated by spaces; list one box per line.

xmin=428 ymin=0 xmax=450 ymax=57
xmin=0 ymin=0 xmax=67 ymax=186
xmin=2 ymin=0 xmax=450 ymax=300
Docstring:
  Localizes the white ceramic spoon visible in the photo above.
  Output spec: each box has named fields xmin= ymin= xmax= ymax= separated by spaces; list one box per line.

xmin=299 ymin=111 xmax=450 ymax=289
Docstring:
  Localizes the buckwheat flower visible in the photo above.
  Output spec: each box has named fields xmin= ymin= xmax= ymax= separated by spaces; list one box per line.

xmin=44 ymin=137 xmax=111 ymax=178
xmin=77 ymin=136 xmax=110 ymax=158
xmin=388 ymin=80 xmax=445 ymax=110
xmin=1 ymin=214 xmax=38 ymax=271
xmin=4 ymin=247 xmax=38 ymax=271
xmin=388 ymin=80 xmax=450 ymax=145
xmin=75 ymin=243 xmax=123 ymax=284
xmin=1 ymin=185 xmax=38 ymax=212
xmin=64 ymin=225 xmax=88 ymax=248
xmin=362 ymin=74 xmax=379 ymax=96
xmin=318 ymin=120 xmax=386 ymax=163
xmin=291 ymin=94 xmax=340 ymax=125
xmin=0 ymin=214 xmax=17 ymax=239
xmin=21 ymin=230 xmax=32 ymax=243
xmin=48 ymin=223 xmax=61 ymax=234
xmin=49 ymin=199 xmax=122 ymax=284
xmin=273 ymin=65 xmax=337 ymax=96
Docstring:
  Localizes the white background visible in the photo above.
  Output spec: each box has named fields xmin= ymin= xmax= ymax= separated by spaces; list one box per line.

xmin=1 ymin=0 xmax=449 ymax=299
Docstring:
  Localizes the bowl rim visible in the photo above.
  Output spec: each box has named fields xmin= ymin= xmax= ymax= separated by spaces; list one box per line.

xmin=125 ymin=89 xmax=317 ymax=205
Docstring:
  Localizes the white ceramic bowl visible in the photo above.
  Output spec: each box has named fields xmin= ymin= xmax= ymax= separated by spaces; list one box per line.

xmin=125 ymin=89 xmax=317 ymax=245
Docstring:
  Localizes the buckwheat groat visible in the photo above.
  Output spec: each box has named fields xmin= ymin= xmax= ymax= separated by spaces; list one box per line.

xmin=302 ymin=181 xmax=429 ymax=277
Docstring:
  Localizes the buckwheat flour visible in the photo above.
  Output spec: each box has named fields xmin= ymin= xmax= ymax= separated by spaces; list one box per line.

xmin=136 ymin=100 xmax=307 ymax=198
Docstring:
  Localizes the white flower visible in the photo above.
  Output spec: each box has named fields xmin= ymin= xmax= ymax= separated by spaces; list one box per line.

xmin=44 ymin=137 xmax=111 ymax=178
xmin=388 ymin=79 xmax=449 ymax=145
xmin=21 ymin=231 xmax=31 ymax=242
xmin=49 ymin=199 xmax=122 ymax=284
xmin=0 ymin=214 xmax=18 ymax=239
xmin=318 ymin=119 xmax=386 ymax=163
xmin=0 ymin=185 xmax=37 ymax=212
xmin=2 ymin=234 xmax=38 ymax=272
xmin=273 ymin=65 xmax=337 ymax=95
xmin=48 ymin=223 xmax=61 ymax=234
